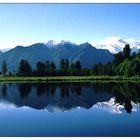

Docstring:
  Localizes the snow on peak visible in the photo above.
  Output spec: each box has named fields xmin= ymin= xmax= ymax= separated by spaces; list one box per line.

xmin=45 ymin=40 xmax=76 ymax=48
xmin=58 ymin=40 xmax=75 ymax=45
xmin=103 ymin=36 xmax=121 ymax=45
xmin=45 ymin=40 xmax=59 ymax=47
xmin=93 ymin=37 xmax=140 ymax=54
xmin=125 ymin=38 xmax=136 ymax=43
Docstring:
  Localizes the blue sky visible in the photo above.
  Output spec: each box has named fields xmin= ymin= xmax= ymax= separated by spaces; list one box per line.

xmin=0 ymin=4 xmax=140 ymax=49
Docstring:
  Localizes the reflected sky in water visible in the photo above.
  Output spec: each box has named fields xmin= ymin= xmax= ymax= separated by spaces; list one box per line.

xmin=0 ymin=82 xmax=139 ymax=136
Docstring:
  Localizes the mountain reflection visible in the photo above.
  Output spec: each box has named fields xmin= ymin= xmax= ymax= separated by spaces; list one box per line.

xmin=0 ymin=82 xmax=139 ymax=113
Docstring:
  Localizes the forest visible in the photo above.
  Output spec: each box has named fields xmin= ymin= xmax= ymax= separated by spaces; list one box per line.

xmin=1 ymin=44 xmax=140 ymax=77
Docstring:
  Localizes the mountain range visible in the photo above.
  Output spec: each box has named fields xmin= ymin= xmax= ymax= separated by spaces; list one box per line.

xmin=0 ymin=41 xmax=114 ymax=72
xmin=0 ymin=37 xmax=139 ymax=72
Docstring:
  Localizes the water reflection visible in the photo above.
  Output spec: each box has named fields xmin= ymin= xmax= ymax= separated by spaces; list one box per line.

xmin=18 ymin=83 xmax=32 ymax=98
xmin=1 ymin=84 xmax=7 ymax=97
xmin=0 ymin=82 xmax=139 ymax=113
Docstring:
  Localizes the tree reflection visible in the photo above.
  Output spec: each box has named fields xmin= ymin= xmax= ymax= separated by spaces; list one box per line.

xmin=86 ymin=82 xmax=140 ymax=114
xmin=124 ymin=99 xmax=133 ymax=113
xmin=50 ymin=86 xmax=56 ymax=96
xmin=7 ymin=82 xmax=140 ymax=113
xmin=74 ymin=85 xmax=81 ymax=96
xmin=60 ymin=86 xmax=70 ymax=98
xmin=112 ymin=82 xmax=140 ymax=113
xmin=34 ymin=83 xmax=83 ymax=98
xmin=18 ymin=83 xmax=32 ymax=98
xmin=36 ymin=83 xmax=46 ymax=96
xmin=1 ymin=84 xmax=7 ymax=97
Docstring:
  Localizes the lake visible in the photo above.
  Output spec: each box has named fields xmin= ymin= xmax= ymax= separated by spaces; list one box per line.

xmin=0 ymin=82 xmax=140 ymax=136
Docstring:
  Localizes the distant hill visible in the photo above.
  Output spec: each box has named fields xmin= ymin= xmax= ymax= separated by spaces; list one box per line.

xmin=0 ymin=41 xmax=114 ymax=72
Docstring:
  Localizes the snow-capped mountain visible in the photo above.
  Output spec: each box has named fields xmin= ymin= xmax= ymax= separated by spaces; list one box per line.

xmin=45 ymin=40 xmax=77 ymax=48
xmin=93 ymin=37 xmax=140 ymax=54
xmin=0 ymin=41 xmax=113 ymax=71
xmin=45 ymin=40 xmax=59 ymax=48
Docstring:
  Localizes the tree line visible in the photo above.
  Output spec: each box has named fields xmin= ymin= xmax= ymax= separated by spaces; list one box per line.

xmin=1 ymin=44 xmax=140 ymax=77
xmin=17 ymin=59 xmax=85 ymax=76
xmin=1 ymin=59 xmax=90 ymax=76
xmin=92 ymin=44 xmax=140 ymax=76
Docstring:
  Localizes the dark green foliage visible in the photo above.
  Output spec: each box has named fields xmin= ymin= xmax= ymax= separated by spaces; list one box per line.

xmin=18 ymin=59 xmax=32 ymax=76
xmin=66 ymin=59 xmax=69 ymax=69
xmin=92 ymin=44 xmax=140 ymax=77
xmin=103 ymin=62 xmax=114 ymax=76
xmin=70 ymin=62 xmax=74 ymax=69
xmin=60 ymin=58 xmax=69 ymax=68
xmin=70 ymin=60 xmax=83 ymax=76
xmin=74 ymin=60 xmax=81 ymax=70
xmin=113 ymin=44 xmax=140 ymax=77
xmin=1 ymin=60 xmax=7 ymax=76
xmin=123 ymin=44 xmax=131 ymax=59
xmin=60 ymin=59 xmax=65 ymax=70
xmin=130 ymin=57 xmax=140 ymax=76
xmin=46 ymin=60 xmax=50 ymax=71
xmin=9 ymin=72 xmax=12 ymax=76
xmin=50 ymin=61 xmax=56 ymax=71
xmin=36 ymin=61 xmax=46 ymax=76
xmin=118 ymin=59 xmax=131 ymax=76
xmin=59 ymin=59 xmax=70 ymax=75
xmin=113 ymin=52 xmax=124 ymax=65
xmin=92 ymin=64 xmax=99 ymax=75
xmin=5 ymin=43 xmax=140 ymax=77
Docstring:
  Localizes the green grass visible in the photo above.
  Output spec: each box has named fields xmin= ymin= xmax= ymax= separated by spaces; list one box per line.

xmin=0 ymin=75 xmax=140 ymax=83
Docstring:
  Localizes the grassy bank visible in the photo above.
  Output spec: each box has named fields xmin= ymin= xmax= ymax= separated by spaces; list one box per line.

xmin=0 ymin=76 xmax=140 ymax=83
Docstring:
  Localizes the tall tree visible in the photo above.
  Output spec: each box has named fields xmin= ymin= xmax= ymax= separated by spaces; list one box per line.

xmin=18 ymin=59 xmax=32 ymax=76
xmin=130 ymin=57 xmax=140 ymax=76
xmin=60 ymin=59 xmax=65 ymax=70
xmin=1 ymin=60 xmax=7 ymax=76
xmin=74 ymin=60 xmax=82 ymax=75
xmin=123 ymin=44 xmax=131 ymax=59
xmin=113 ymin=52 xmax=124 ymax=65
xmin=70 ymin=62 xmax=74 ymax=69
xmin=118 ymin=59 xmax=131 ymax=76
xmin=50 ymin=61 xmax=56 ymax=72
xmin=74 ymin=60 xmax=81 ymax=70
xmin=46 ymin=60 xmax=50 ymax=71
xmin=92 ymin=64 xmax=98 ymax=75
xmin=36 ymin=61 xmax=46 ymax=76
xmin=65 ymin=59 xmax=69 ymax=69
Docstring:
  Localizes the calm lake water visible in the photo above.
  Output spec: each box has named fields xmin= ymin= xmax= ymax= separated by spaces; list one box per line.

xmin=0 ymin=82 xmax=140 ymax=136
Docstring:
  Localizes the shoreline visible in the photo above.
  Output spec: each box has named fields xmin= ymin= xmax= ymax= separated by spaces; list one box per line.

xmin=0 ymin=76 xmax=140 ymax=83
